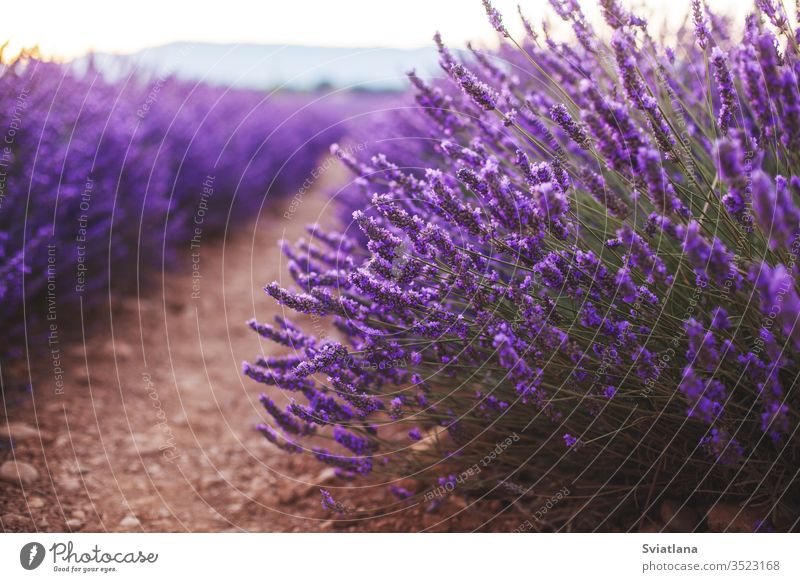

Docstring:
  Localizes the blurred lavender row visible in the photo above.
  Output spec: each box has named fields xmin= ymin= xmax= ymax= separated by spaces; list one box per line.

xmin=0 ymin=54 xmax=394 ymax=370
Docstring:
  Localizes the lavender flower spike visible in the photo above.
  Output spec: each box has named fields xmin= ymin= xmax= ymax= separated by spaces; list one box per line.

xmin=450 ymin=63 xmax=498 ymax=111
xmin=752 ymin=173 xmax=800 ymax=251
xmin=550 ymin=103 xmax=589 ymax=149
xmin=711 ymin=47 xmax=737 ymax=135
xmin=691 ymin=0 xmax=710 ymax=50
xmin=482 ymin=0 xmax=510 ymax=37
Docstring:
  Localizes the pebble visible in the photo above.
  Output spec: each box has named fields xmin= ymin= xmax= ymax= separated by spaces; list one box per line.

xmin=200 ymin=474 xmax=224 ymax=489
xmin=0 ymin=422 xmax=40 ymax=441
xmin=65 ymin=518 xmax=83 ymax=529
xmin=72 ymin=510 xmax=87 ymax=520
xmin=59 ymin=477 xmax=81 ymax=492
xmin=54 ymin=434 xmax=71 ymax=448
xmin=119 ymin=515 xmax=141 ymax=528
xmin=0 ymin=460 xmax=39 ymax=486
xmin=148 ymin=464 xmax=165 ymax=478
xmin=28 ymin=497 xmax=46 ymax=509
xmin=132 ymin=437 xmax=163 ymax=456
xmin=112 ymin=342 xmax=134 ymax=360
xmin=315 ymin=467 xmax=337 ymax=485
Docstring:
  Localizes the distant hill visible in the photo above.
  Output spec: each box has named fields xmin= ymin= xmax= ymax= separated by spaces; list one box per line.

xmin=70 ymin=42 xmax=441 ymax=91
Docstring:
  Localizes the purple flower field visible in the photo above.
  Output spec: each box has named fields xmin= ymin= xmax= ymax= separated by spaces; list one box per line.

xmin=0 ymin=54 xmax=371 ymax=367
xmin=2 ymin=0 xmax=800 ymax=535
xmin=246 ymin=0 xmax=800 ymax=531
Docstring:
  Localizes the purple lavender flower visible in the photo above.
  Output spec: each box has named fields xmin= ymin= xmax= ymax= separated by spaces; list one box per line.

xmin=449 ymin=63 xmax=498 ymax=111
xmin=320 ymin=488 xmax=347 ymax=514
xmin=637 ymin=147 xmax=689 ymax=217
xmin=481 ymin=0 xmax=509 ymax=37
xmin=711 ymin=47 xmax=737 ymax=135
xmin=333 ymin=426 xmax=377 ymax=455
xmin=752 ymin=263 xmax=800 ymax=348
xmin=700 ymin=428 xmax=743 ymax=465
xmin=684 ymin=319 xmax=723 ymax=372
xmin=612 ymin=33 xmax=675 ymax=154
xmin=580 ymin=169 xmax=629 ymax=219
xmin=737 ymin=42 xmax=772 ymax=138
xmin=755 ymin=0 xmax=788 ymax=29
xmin=752 ymin=173 xmax=800 ymax=250
xmin=255 ymin=424 xmax=302 ymax=454
xmin=760 ymin=397 xmax=790 ymax=443
xmin=710 ymin=307 xmax=731 ymax=331
xmin=550 ymin=103 xmax=589 ymax=148
xmin=314 ymin=449 xmax=373 ymax=475
xmin=293 ymin=343 xmax=349 ymax=378
xmin=715 ymin=138 xmax=753 ymax=222
xmin=599 ymin=0 xmax=645 ymax=29
xmin=691 ymin=0 xmax=710 ymax=49
xmin=679 ymin=366 xmax=724 ymax=423
xmin=517 ymin=5 xmax=538 ymax=41
xmin=617 ymin=225 xmax=671 ymax=285
xmin=680 ymin=221 xmax=738 ymax=288
xmin=260 ymin=394 xmax=316 ymax=436
xmin=389 ymin=397 xmax=404 ymax=419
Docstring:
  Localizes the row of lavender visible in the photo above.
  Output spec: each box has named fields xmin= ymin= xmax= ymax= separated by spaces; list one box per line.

xmin=247 ymin=1 xmax=800 ymax=530
xmin=0 ymin=54 xmax=362 ymax=371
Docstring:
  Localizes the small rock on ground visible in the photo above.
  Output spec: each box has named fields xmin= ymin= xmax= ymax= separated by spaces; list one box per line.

xmin=0 ymin=461 xmax=39 ymax=486
xmin=28 ymin=497 xmax=46 ymax=509
xmin=119 ymin=515 xmax=141 ymax=528
xmin=58 ymin=477 xmax=81 ymax=492
xmin=0 ymin=422 xmax=42 ymax=441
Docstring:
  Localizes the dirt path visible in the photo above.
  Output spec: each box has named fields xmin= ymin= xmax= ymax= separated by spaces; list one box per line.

xmin=1 ymin=169 xmax=517 ymax=532
xmin=1 ymin=180 xmax=328 ymax=531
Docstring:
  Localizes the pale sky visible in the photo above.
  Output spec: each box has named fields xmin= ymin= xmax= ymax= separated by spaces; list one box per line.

xmin=5 ymin=0 xmax=755 ymax=59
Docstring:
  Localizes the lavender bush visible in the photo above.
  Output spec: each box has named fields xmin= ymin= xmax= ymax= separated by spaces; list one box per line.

xmin=247 ymin=0 xmax=800 ymax=530
xmin=0 ymin=54 xmax=355 ymax=367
